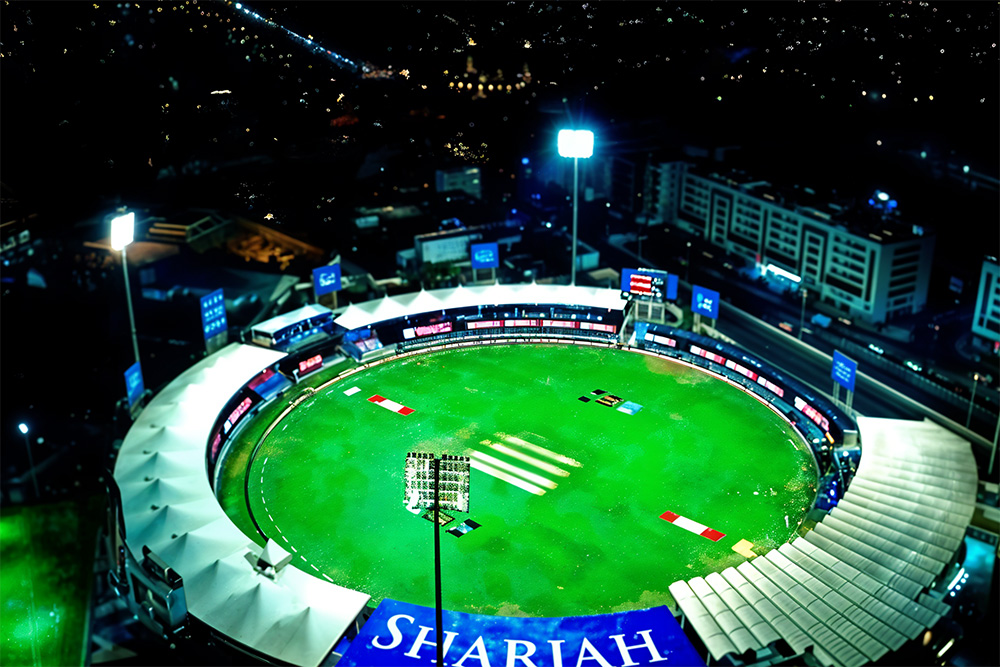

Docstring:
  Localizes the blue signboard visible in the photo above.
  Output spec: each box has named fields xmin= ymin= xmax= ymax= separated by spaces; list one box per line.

xmin=340 ymin=599 xmax=704 ymax=667
xmin=199 ymin=289 xmax=228 ymax=341
xmin=666 ymin=274 xmax=679 ymax=301
xmin=124 ymin=361 xmax=144 ymax=409
xmin=470 ymin=242 xmax=500 ymax=269
xmin=691 ymin=285 xmax=720 ymax=319
xmin=313 ymin=264 xmax=342 ymax=296
xmin=831 ymin=350 xmax=858 ymax=392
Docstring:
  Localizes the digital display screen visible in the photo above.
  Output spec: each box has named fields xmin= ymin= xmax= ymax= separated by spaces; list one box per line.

xmin=505 ymin=319 xmax=539 ymax=327
xmin=578 ymin=322 xmax=616 ymax=333
xmin=725 ymin=359 xmax=759 ymax=382
xmin=795 ymin=396 xmax=830 ymax=431
xmin=223 ymin=396 xmax=254 ymax=434
xmin=621 ymin=267 xmax=671 ymax=300
xmin=298 ymin=354 xmax=323 ymax=375
xmin=404 ymin=321 xmax=454 ymax=339
xmin=466 ymin=320 xmax=503 ymax=330
xmin=645 ymin=333 xmax=677 ymax=347
xmin=541 ymin=319 xmax=578 ymax=328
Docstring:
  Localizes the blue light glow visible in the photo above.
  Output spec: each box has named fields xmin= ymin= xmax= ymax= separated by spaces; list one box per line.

xmin=521 ymin=157 xmax=530 ymax=165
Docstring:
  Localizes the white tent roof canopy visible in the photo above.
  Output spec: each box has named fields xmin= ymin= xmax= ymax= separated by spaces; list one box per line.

xmin=334 ymin=283 xmax=625 ymax=331
xmin=114 ymin=343 xmax=370 ymax=667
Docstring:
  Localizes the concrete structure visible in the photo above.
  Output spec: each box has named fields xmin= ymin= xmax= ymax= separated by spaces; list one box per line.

xmin=971 ymin=257 xmax=1000 ymax=354
xmin=651 ymin=163 xmax=935 ymax=324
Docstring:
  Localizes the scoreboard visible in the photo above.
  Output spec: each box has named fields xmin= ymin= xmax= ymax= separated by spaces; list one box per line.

xmin=621 ymin=267 xmax=674 ymax=301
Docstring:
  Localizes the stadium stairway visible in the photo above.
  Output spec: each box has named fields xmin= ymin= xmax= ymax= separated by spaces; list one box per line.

xmin=669 ymin=417 xmax=977 ymax=667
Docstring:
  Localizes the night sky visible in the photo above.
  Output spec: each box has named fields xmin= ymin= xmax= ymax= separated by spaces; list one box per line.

xmin=2 ymin=1 xmax=997 ymax=226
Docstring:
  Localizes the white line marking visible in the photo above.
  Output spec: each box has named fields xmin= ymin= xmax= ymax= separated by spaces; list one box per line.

xmin=488 ymin=443 xmax=570 ymax=477
xmin=672 ymin=516 xmax=709 ymax=534
xmin=470 ymin=451 xmax=557 ymax=489
xmin=470 ymin=460 xmax=546 ymax=495
xmin=500 ymin=434 xmax=583 ymax=467
xmin=344 ymin=386 xmax=361 ymax=396
xmin=323 ymin=574 xmax=333 ymax=582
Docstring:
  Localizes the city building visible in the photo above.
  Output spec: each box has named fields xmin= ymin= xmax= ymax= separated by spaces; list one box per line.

xmin=650 ymin=162 xmax=936 ymax=324
xmin=971 ymin=256 xmax=1000 ymax=355
xmin=435 ymin=166 xmax=483 ymax=200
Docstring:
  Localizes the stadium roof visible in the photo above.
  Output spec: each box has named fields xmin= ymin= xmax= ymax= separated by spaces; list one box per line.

xmin=334 ymin=283 xmax=626 ymax=331
xmin=114 ymin=343 xmax=370 ymax=667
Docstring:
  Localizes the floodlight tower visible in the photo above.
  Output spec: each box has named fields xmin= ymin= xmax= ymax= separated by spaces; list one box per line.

xmin=558 ymin=129 xmax=594 ymax=286
xmin=110 ymin=212 xmax=140 ymax=366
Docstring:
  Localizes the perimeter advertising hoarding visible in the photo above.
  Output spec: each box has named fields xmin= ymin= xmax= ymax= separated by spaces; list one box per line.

xmin=340 ymin=599 xmax=704 ymax=667
xmin=313 ymin=264 xmax=342 ymax=296
xmin=124 ymin=361 xmax=144 ymax=409
xmin=470 ymin=242 xmax=500 ymax=269
xmin=199 ymin=289 xmax=228 ymax=341
xmin=831 ymin=350 xmax=857 ymax=392
xmin=690 ymin=285 xmax=720 ymax=319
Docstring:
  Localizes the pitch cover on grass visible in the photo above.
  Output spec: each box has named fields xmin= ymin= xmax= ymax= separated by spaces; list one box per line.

xmin=339 ymin=598 xmax=704 ymax=666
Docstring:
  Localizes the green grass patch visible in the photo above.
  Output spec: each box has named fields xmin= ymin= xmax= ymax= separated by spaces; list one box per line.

xmin=0 ymin=496 xmax=105 ymax=667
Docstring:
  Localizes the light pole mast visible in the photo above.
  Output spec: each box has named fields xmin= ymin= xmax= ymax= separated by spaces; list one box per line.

xmin=558 ymin=129 xmax=594 ymax=286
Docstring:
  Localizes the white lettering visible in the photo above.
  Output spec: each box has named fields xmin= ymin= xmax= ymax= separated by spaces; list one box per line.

xmin=609 ymin=631 xmax=667 ymax=666
xmin=372 ymin=614 xmax=413 ymax=650
xmin=404 ymin=625 xmax=435 ymax=658
xmin=575 ymin=638 xmax=613 ymax=667
xmin=454 ymin=636 xmax=492 ymax=667
xmin=549 ymin=640 xmax=565 ymax=667
xmin=505 ymin=639 xmax=538 ymax=667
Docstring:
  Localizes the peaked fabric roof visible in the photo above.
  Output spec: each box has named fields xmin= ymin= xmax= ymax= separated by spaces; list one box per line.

xmin=334 ymin=283 xmax=625 ymax=330
xmin=114 ymin=343 xmax=370 ymax=667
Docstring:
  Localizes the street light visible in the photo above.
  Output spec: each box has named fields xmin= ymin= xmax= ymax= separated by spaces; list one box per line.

xmin=798 ymin=289 xmax=808 ymax=340
xmin=18 ymin=423 xmax=39 ymax=498
xmin=110 ymin=211 xmax=140 ymax=366
xmin=685 ymin=241 xmax=692 ymax=283
xmin=965 ymin=373 xmax=979 ymax=429
xmin=558 ymin=129 xmax=594 ymax=286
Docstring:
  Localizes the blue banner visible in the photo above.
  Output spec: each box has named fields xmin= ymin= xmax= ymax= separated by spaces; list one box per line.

xmin=199 ymin=289 xmax=228 ymax=341
xmin=471 ymin=243 xmax=500 ymax=269
xmin=691 ymin=285 xmax=720 ymax=319
xmin=831 ymin=350 xmax=857 ymax=392
xmin=124 ymin=361 xmax=144 ymax=409
xmin=666 ymin=274 xmax=679 ymax=301
xmin=313 ymin=264 xmax=342 ymax=296
xmin=340 ymin=599 xmax=704 ymax=667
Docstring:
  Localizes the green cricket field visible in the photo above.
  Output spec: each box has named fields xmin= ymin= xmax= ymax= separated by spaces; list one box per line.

xmin=216 ymin=343 xmax=817 ymax=617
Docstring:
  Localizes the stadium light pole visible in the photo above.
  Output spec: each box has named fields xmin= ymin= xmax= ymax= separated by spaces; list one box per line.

xmin=965 ymin=373 xmax=979 ymax=429
xmin=558 ymin=129 xmax=594 ymax=286
xmin=18 ymin=423 xmax=39 ymax=498
xmin=110 ymin=212 xmax=141 ymax=367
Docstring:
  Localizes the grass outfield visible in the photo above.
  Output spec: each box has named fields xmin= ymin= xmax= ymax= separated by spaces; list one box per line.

xmin=0 ymin=497 xmax=103 ymax=667
xmin=217 ymin=344 xmax=817 ymax=617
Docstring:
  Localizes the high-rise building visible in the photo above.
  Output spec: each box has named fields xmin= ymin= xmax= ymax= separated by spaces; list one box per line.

xmin=971 ymin=257 xmax=1000 ymax=355
xmin=650 ymin=162 xmax=936 ymax=324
